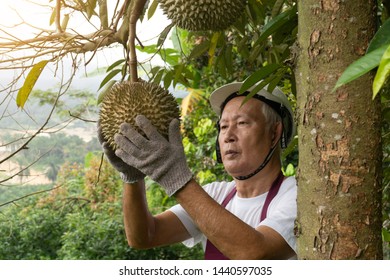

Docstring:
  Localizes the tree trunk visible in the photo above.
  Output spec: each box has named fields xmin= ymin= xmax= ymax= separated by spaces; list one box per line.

xmin=295 ymin=0 xmax=383 ymax=259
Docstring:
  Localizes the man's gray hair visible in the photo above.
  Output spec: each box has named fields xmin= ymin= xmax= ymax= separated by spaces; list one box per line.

xmin=262 ymin=102 xmax=282 ymax=130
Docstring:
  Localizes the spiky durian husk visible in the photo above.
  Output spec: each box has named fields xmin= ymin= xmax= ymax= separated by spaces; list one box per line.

xmin=99 ymin=80 xmax=180 ymax=150
xmin=158 ymin=0 xmax=246 ymax=31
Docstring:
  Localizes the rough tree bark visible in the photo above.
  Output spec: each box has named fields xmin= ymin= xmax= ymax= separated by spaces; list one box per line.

xmin=295 ymin=0 xmax=383 ymax=259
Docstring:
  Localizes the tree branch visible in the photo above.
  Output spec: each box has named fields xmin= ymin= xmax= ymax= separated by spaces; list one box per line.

xmin=0 ymin=185 xmax=62 ymax=208
xmin=0 ymin=66 xmax=75 ymax=165
xmin=56 ymin=0 xmax=63 ymax=33
xmin=0 ymin=149 xmax=51 ymax=185
xmin=128 ymin=0 xmax=147 ymax=82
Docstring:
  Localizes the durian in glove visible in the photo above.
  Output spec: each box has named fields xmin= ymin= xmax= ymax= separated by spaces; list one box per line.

xmin=114 ymin=115 xmax=193 ymax=196
xmin=97 ymin=123 xmax=145 ymax=183
xmin=97 ymin=80 xmax=180 ymax=184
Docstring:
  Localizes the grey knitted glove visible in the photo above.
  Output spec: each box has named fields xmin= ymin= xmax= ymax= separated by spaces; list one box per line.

xmin=97 ymin=123 xmax=145 ymax=183
xmin=114 ymin=115 xmax=193 ymax=196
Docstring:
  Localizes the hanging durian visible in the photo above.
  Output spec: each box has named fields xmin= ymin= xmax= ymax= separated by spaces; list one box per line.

xmin=99 ymin=80 xmax=180 ymax=150
xmin=158 ymin=0 xmax=246 ymax=31
xmin=99 ymin=0 xmax=180 ymax=151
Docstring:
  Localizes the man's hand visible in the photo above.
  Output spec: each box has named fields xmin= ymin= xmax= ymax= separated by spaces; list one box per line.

xmin=97 ymin=123 xmax=145 ymax=183
xmin=114 ymin=115 xmax=193 ymax=196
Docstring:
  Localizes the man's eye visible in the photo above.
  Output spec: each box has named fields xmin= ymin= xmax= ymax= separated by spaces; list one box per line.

xmin=220 ymin=125 xmax=228 ymax=130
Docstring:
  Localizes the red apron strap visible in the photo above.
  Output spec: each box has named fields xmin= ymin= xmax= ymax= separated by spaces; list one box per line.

xmin=205 ymin=171 xmax=285 ymax=260
xmin=221 ymin=187 xmax=237 ymax=207
xmin=205 ymin=186 xmax=236 ymax=260
xmin=260 ymin=171 xmax=284 ymax=222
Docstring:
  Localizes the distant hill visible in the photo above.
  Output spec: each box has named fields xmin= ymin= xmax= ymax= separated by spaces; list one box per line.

xmin=0 ymin=87 xmax=98 ymax=140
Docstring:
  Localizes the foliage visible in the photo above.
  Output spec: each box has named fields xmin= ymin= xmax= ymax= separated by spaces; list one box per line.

xmin=83 ymin=153 xmax=122 ymax=204
xmin=0 ymin=152 xmax=203 ymax=260
xmin=0 ymin=0 xmax=389 ymax=260
xmin=0 ymin=184 xmax=50 ymax=205
xmin=17 ymin=60 xmax=49 ymax=109
xmin=135 ymin=0 xmax=298 ymax=92
xmin=181 ymin=91 xmax=231 ymax=185
xmin=334 ymin=17 xmax=390 ymax=98
xmin=0 ymin=197 xmax=69 ymax=260
xmin=57 ymin=202 xmax=196 ymax=260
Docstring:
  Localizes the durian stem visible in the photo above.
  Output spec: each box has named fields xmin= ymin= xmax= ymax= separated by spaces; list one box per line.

xmin=128 ymin=0 xmax=147 ymax=82
xmin=55 ymin=0 xmax=63 ymax=33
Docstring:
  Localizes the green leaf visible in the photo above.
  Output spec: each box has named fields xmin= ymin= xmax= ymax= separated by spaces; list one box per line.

xmin=248 ymin=0 xmax=266 ymax=21
xmin=382 ymin=228 xmax=390 ymax=242
xmin=147 ymin=0 xmax=158 ymax=19
xmin=149 ymin=66 xmax=160 ymax=76
xmin=159 ymin=49 xmax=180 ymax=65
xmin=163 ymin=70 xmax=173 ymax=89
xmin=157 ymin=23 xmax=174 ymax=48
xmin=87 ymin=0 xmax=97 ymax=19
xmin=152 ymin=68 xmax=165 ymax=85
xmin=173 ymin=64 xmax=184 ymax=87
xmin=97 ymin=80 xmax=116 ymax=105
xmin=136 ymin=44 xmax=158 ymax=54
xmin=61 ymin=14 xmax=70 ymax=31
xmin=216 ymin=54 xmax=227 ymax=78
xmin=188 ymin=40 xmax=210 ymax=61
xmin=106 ymin=59 xmax=126 ymax=72
xmin=98 ymin=69 xmax=121 ymax=90
xmin=254 ymin=5 xmax=297 ymax=45
xmin=137 ymin=45 xmax=180 ymax=65
xmin=224 ymin=44 xmax=233 ymax=73
xmin=271 ymin=0 xmax=286 ymax=18
xmin=333 ymin=44 xmax=389 ymax=91
xmin=84 ymin=151 xmax=97 ymax=168
xmin=373 ymin=44 xmax=390 ymax=98
xmin=241 ymin=79 xmax=272 ymax=106
xmin=16 ymin=60 xmax=49 ymax=108
xmin=232 ymin=13 xmax=246 ymax=35
xmin=367 ymin=17 xmax=390 ymax=53
xmin=283 ymin=163 xmax=296 ymax=177
xmin=49 ymin=9 xmax=56 ymax=26
xmin=237 ymin=36 xmax=250 ymax=59
xmin=208 ymin=32 xmax=220 ymax=66
xmin=240 ymin=64 xmax=281 ymax=93
xmin=267 ymin=67 xmax=286 ymax=92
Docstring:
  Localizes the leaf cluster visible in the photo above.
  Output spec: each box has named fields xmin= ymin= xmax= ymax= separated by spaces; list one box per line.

xmin=334 ymin=17 xmax=390 ymax=99
xmin=0 ymin=153 xmax=202 ymax=259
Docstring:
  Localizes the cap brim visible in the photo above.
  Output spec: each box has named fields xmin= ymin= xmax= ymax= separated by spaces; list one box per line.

xmin=209 ymin=82 xmax=244 ymax=115
xmin=210 ymin=82 xmax=282 ymax=116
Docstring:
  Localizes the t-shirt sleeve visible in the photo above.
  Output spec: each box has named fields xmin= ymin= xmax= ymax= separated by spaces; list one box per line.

xmin=169 ymin=204 xmax=202 ymax=247
xmin=168 ymin=181 xmax=235 ymax=248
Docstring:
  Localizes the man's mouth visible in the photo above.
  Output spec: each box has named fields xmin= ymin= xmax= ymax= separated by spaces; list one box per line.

xmin=225 ymin=149 xmax=239 ymax=156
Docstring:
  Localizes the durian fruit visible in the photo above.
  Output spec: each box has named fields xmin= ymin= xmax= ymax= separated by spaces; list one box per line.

xmin=158 ymin=0 xmax=246 ymax=31
xmin=99 ymin=80 xmax=180 ymax=150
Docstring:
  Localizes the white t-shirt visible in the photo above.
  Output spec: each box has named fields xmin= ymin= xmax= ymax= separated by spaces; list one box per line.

xmin=169 ymin=176 xmax=297 ymax=254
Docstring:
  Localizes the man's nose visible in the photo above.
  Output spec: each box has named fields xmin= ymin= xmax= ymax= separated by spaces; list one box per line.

xmin=223 ymin=126 xmax=237 ymax=143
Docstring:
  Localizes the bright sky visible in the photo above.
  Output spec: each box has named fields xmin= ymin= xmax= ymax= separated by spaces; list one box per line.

xmin=0 ymin=0 xmax=172 ymax=92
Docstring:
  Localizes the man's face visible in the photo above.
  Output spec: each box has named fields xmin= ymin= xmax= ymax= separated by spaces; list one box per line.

xmin=218 ymin=96 xmax=274 ymax=177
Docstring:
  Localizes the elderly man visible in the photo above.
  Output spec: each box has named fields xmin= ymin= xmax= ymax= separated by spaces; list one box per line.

xmin=98 ymin=81 xmax=297 ymax=260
